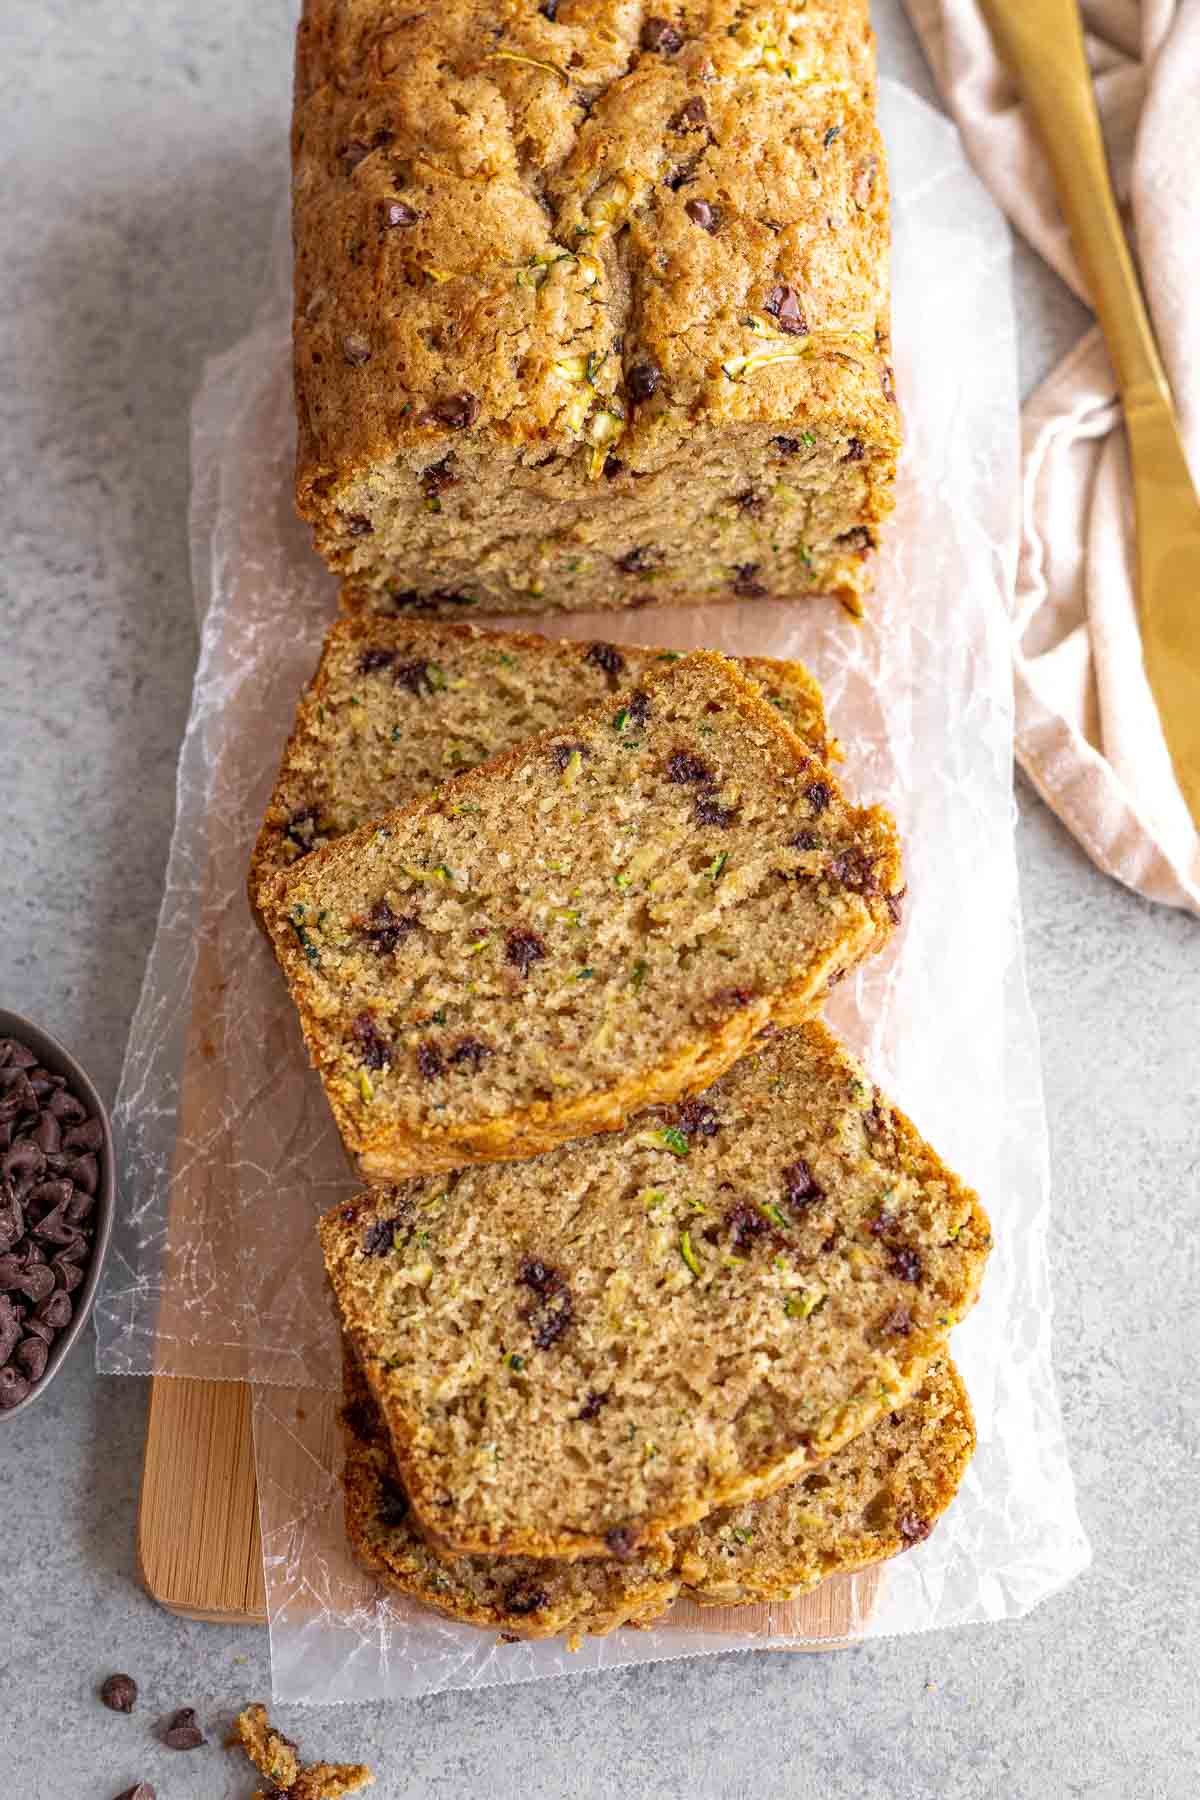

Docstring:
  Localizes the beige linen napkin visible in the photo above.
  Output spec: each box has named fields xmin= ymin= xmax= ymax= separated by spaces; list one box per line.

xmin=904 ymin=0 xmax=1200 ymax=916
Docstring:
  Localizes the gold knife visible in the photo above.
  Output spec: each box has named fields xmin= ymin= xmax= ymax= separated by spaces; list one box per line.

xmin=979 ymin=0 xmax=1200 ymax=835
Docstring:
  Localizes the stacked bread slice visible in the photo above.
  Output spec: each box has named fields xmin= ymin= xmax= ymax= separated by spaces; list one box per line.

xmin=255 ymin=619 xmax=990 ymax=1641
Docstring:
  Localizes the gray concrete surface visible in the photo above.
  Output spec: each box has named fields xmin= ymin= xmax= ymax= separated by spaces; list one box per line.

xmin=0 ymin=3 xmax=1193 ymax=1796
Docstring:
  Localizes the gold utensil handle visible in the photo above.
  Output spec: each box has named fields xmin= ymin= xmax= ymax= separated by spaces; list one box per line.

xmin=978 ymin=0 xmax=1170 ymax=416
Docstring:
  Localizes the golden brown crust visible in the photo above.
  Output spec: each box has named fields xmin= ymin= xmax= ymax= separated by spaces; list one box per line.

xmin=291 ymin=2 xmax=899 ymax=614
xmin=318 ymin=1020 xmax=989 ymax=1560
xmin=262 ymin=651 xmax=901 ymax=1178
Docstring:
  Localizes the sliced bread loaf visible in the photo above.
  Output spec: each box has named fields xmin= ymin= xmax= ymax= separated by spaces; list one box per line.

xmin=265 ymin=651 xmax=902 ymax=1177
xmin=342 ymin=1340 xmax=973 ymax=1635
xmin=249 ymin=618 xmax=835 ymax=913
xmin=319 ymin=1021 xmax=989 ymax=1559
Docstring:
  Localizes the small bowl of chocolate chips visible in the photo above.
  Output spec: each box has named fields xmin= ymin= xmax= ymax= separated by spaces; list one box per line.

xmin=0 ymin=1009 xmax=114 ymax=1419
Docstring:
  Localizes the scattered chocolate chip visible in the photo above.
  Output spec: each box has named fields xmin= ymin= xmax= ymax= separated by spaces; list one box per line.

xmin=518 ymin=1258 xmax=574 ymax=1349
xmin=625 ymin=690 xmax=651 ymax=729
xmin=685 ymin=198 xmax=721 ymax=233
xmin=898 ymin=1512 xmax=931 ymax=1547
xmin=868 ymin=1208 xmax=896 ymax=1238
xmin=733 ymin=489 xmax=765 ymax=516
xmin=626 ymin=360 xmax=662 ymax=405
xmin=828 ymin=847 xmax=877 ymax=893
xmin=383 ymin=199 xmax=419 ymax=228
xmin=420 ymin=453 xmax=458 ymax=497
xmin=783 ymin=1160 xmax=823 ymax=1211
xmin=431 ymin=392 xmax=479 ymax=430
xmin=790 ymin=829 xmax=819 ymax=852
xmin=675 ymin=1100 xmax=720 ymax=1139
xmin=694 ymin=796 xmax=739 ymax=828
xmin=805 ymin=781 xmax=832 ymax=815
xmin=0 ymin=1366 xmax=31 ymax=1408
xmin=361 ymin=900 xmax=418 ymax=956
xmin=732 ymin=562 xmax=767 ymax=598
xmin=362 ymin=1216 xmax=403 ymax=1257
xmin=394 ymin=657 xmax=440 ymax=694
xmin=16 ymin=1336 xmax=49 ymax=1381
xmin=505 ymin=1581 xmax=550 ymax=1616
xmin=551 ymin=740 xmax=589 ymax=772
xmin=359 ymin=647 xmax=395 ymax=675
xmin=605 ymin=1525 xmax=640 ymax=1561
xmin=763 ymin=284 xmax=808 ymax=335
xmin=602 ymin=454 xmax=625 ymax=479
xmin=577 ymin=1388 xmax=610 ymax=1421
xmin=162 ymin=1708 xmax=206 ymax=1752
xmin=615 ymin=544 xmax=657 ymax=575
xmin=887 ymin=1245 xmax=923 ymax=1284
xmin=351 ymin=1012 xmax=391 ymax=1070
xmin=377 ymin=1476 xmax=409 ymax=1527
xmin=726 ymin=1202 xmax=770 ymax=1253
xmin=100 ymin=1673 xmax=138 ymax=1714
xmin=112 ymin=1785 xmax=156 ymax=1800
xmin=18 ymin=1262 xmax=55 ymax=1303
xmin=823 ymin=124 xmax=842 ymax=148
xmin=342 ymin=333 xmax=372 ymax=367
xmin=666 ymin=749 xmax=712 ymax=785
xmin=844 ymin=436 xmax=865 ymax=461
xmin=35 ymin=1291 xmax=72 ymax=1330
xmin=669 ymin=96 xmax=707 ymax=132
xmin=641 ymin=17 xmax=683 ymax=53
xmin=448 ymin=1037 xmax=493 ymax=1072
xmin=415 ymin=1042 xmax=445 ymax=1081
xmin=505 ymin=928 xmax=547 ymax=975
xmin=584 ymin=641 xmax=626 ymax=679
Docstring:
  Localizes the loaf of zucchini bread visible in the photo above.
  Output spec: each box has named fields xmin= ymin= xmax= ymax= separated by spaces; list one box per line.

xmin=262 ymin=651 xmax=903 ymax=1176
xmin=320 ymin=1021 xmax=990 ymax=1560
xmin=292 ymin=1 xmax=899 ymax=616
xmin=249 ymin=616 xmax=835 ymax=916
xmin=341 ymin=1338 xmax=974 ymax=1638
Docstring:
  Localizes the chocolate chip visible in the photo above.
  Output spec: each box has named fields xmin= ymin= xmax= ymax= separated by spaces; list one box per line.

xmin=48 ymin=1090 xmax=86 ymax=1124
xmin=16 ymin=1335 xmax=49 ymax=1381
xmin=805 ymin=781 xmax=832 ymax=814
xmin=709 ymin=985 xmax=755 ymax=1012
xmin=63 ymin=1118 xmax=103 ymax=1153
xmin=584 ymin=641 xmax=626 ymax=678
xmin=431 ymin=392 xmax=479 ymax=430
xmin=615 ymin=545 xmax=656 ymax=575
xmin=694 ymin=796 xmax=739 ymax=828
xmin=790 ymin=829 xmax=819 ymax=852
xmin=383 ymin=199 xmax=419 ymax=228
xmin=541 ymin=0 xmax=559 ymax=15
xmin=0 ymin=1254 xmax=22 ymax=1291
xmin=519 ymin=1258 xmax=563 ymax=1297
xmin=726 ymin=1202 xmax=770 ymax=1253
xmin=448 ymin=1037 xmax=493 ymax=1071
xmin=112 ymin=1786 xmax=156 ymax=1800
xmin=504 ymin=1581 xmax=550 ymax=1616
xmin=100 ymin=1673 xmax=138 ymax=1714
xmin=51 ymin=1257 xmax=83 ymax=1295
xmin=359 ymin=647 xmax=395 ymax=675
xmin=641 ymin=17 xmax=683 ymax=53
xmin=625 ymin=690 xmax=651 ymax=729
xmin=771 ymin=436 xmax=803 ymax=457
xmin=392 ymin=657 xmax=438 ymax=694
xmin=783 ymin=1160 xmax=823 ymax=1211
xmin=577 ymin=1389 xmax=610 ymax=1421
xmin=0 ymin=1293 xmax=23 ymax=1365
xmin=733 ymin=489 xmax=764 ymax=516
xmin=420 ymin=453 xmax=458 ymax=497
xmin=415 ymin=1042 xmax=445 ymax=1081
xmin=18 ymin=1262 xmax=54 ymax=1304
xmin=377 ymin=1476 xmax=409 ymax=1527
xmin=602 ymin=454 xmax=625 ymax=479
xmin=626 ymin=360 xmax=662 ymax=405
xmin=0 ymin=1366 xmax=31 ymax=1408
xmin=670 ymin=96 xmax=707 ymax=131
xmin=351 ymin=1012 xmax=391 ymax=1070
xmin=342 ymin=333 xmax=372 ymax=367
xmin=35 ymin=1290 xmax=72 ymax=1330
xmin=518 ymin=1258 xmax=573 ymax=1349
xmin=844 ymin=437 xmax=865 ymax=461
xmin=887 ymin=1245 xmax=923 ymax=1284
xmin=361 ymin=900 xmax=418 ymax=956
xmin=763 ymin=284 xmax=808 ymax=336
xmin=666 ymin=749 xmax=712 ymax=785
xmin=345 ymin=514 xmax=373 ymax=536
xmin=2 ymin=1139 xmax=45 ymax=1190
xmin=823 ymin=124 xmax=842 ymax=148
xmin=685 ymin=198 xmax=721 ymax=233
xmin=362 ymin=1216 xmax=405 ymax=1257
xmin=836 ymin=525 xmax=873 ymax=554
xmin=162 ymin=1707 xmax=205 ymax=1751
xmin=898 ymin=1512 xmax=931 ymax=1547
xmin=32 ymin=1112 xmax=61 ymax=1155
xmin=551 ymin=740 xmax=589 ymax=772
xmin=605 ymin=1525 xmax=640 ymax=1561
xmin=675 ymin=1100 xmax=720 ymax=1139
xmin=505 ymin=928 xmax=547 ymax=975
xmin=828 ymin=847 xmax=877 ymax=893
xmin=732 ymin=562 xmax=767 ymax=598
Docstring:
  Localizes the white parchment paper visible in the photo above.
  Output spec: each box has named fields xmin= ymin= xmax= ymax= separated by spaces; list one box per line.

xmin=96 ymin=82 xmax=1090 ymax=1699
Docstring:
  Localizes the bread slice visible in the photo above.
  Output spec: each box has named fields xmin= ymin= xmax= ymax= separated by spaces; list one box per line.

xmin=318 ymin=1021 xmax=990 ymax=1559
xmin=341 ymin=1340 xmax=973 ymax=1636
xmin=249 ymin=617 xmax=836 ymax=917
xmin=264 ymin=651 xmax=902 ymax=1177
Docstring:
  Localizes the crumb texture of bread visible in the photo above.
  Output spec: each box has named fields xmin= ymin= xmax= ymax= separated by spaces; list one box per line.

xmin=249 ymin=617 xmax=834 ymax=910
xmin=263 ymin=652 xmax=901 ymax=1174
xmin=319 ymin=1020 xmax=990 ymax=1559
xmin=342 ymin=1343 xmax=973 ymax=1631
xmin=292 ymin=1 xmax=899 ymax=615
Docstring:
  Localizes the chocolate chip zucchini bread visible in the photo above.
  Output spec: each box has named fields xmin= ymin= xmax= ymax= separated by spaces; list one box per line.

xmin=249 ymin=617 xmax=835 ymax=915
xmin=263 ymin=652 xmax=902 ymax=1176
xmin=319 ymin=1021 xmax=990 ymax=1559
xmin=292 ymin=1 xmax=899 ymax=616
xmin=341 ymin=1341 xmax=973 ymax=1635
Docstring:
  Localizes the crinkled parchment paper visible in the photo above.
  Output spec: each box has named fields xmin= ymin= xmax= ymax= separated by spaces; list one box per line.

xmin=96 ymin=83 xmax=1089 ymax=1700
